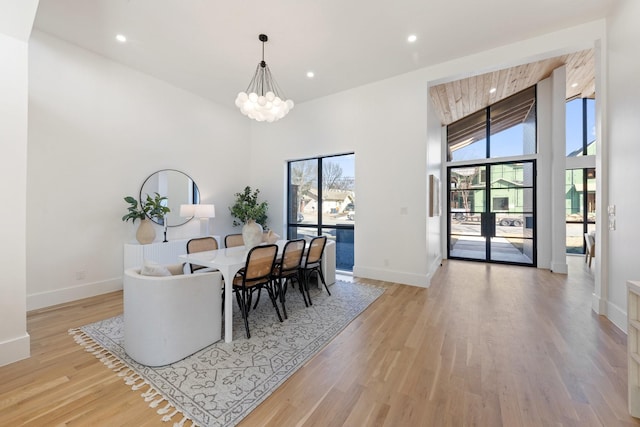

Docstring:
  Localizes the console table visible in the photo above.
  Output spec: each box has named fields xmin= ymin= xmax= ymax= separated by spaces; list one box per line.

xmin=123 ymin=236 xmax=221 ymax=270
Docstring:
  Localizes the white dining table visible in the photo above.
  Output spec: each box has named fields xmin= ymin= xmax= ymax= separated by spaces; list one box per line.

xmin=178 ymin=240 xmax=287 ymax=343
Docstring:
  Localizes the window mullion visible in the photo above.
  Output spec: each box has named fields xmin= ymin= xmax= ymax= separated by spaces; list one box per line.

xmin=582 ymin=98 xmax=588 ymax=155
xmin=317 ymin=158 xmax=323 ymax=235
xmin=486 ymin=108 xmax=491 ymax=159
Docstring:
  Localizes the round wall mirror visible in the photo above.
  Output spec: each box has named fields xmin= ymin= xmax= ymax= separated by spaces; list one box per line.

xmin=140 ymin=169 xmax=200 ymax=227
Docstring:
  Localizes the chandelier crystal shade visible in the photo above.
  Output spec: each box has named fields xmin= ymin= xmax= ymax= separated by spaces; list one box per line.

xmin=235 ymin=34 xmax=294 ymax=122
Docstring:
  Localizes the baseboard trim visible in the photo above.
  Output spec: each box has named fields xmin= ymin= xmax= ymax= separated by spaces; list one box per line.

xmin=550 ymin=261 xmax=568 ymax=274
xmin=353 ymin=265 xmax=429 ymax=288
xmin=428 ymin=255 xmax=443 ymax=283
xmin=0 ymin=333 xmax=30 ymax=367
xmin=606 ymin=300 xmax=627 ymax=334
xmin=591 ymin=293 xmax=607 ymax=315
xmin=27 ymin=277 xmax=123 ymax=311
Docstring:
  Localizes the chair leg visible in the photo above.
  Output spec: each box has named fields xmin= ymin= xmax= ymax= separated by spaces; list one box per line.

xmin=234 ymin=288 xmax=243 ymax=311
xmin=304 ymin=270 xmax=313 ymax=306
xmin=317 ymin=262 xmax=330 ymax=296
xmin=295 ymin=271 xmax=309 ymax=307
xmin=252 ymin=288 xmax=262 ymax=310
xmin=222 ymin=288 xmax=225 ymax=315
xmin=236 ymin=288 xmax=251 ymax=339
xmin=265 ymin=283 xmax=283 ymax=322
xmin=278 ymin=278 xmax=288 ymax=319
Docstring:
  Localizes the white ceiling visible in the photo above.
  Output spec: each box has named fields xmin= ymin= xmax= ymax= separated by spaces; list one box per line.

xmin=32 ymin=0 xmax=615 ymax=113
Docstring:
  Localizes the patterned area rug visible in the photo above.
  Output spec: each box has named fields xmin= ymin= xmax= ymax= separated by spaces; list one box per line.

xmin=69 ymin=280 xmax=384 ymax=427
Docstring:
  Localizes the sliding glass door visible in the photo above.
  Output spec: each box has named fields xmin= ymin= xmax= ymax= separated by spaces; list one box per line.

xmin=448 ymin=160 xmax=536 ymax=265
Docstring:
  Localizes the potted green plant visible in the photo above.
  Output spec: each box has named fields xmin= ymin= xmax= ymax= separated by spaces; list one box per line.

xmin=229 ymin=186 xmax=268 ymax=249
xmin=122 ymin=193 xmax=170 ymax=244
xmin=229 ymin=186 xmax=268 ymax=227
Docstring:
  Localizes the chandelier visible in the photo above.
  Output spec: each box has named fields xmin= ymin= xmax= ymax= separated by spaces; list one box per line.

xmin=235 ymin=34 xmax=294 ymax=122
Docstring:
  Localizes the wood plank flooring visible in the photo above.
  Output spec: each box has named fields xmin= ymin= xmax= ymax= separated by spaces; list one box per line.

xmin=1 ymin=257 xmax=638 ymax=426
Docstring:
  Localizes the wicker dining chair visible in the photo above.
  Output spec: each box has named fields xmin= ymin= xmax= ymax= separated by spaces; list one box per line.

xmin=271 ymin=239 xmax=307 ymax=319
xmin=225 ymin=233 xmax=244 ymax=248
xmin=232 ymin=244 xmax=281 ymax=339
xmin=186 ymin=237 xmax=218 ymax=273
xmin=301 ymin=236 xmax=330 ymax=306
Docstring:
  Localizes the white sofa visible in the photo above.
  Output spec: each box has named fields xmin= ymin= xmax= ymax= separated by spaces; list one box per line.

xmin=123 ymin=267 xmax=222 ymax=366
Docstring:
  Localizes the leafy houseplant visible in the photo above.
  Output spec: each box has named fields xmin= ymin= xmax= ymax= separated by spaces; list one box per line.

xmin=122 ymin=192 xmax=171 ymax=224
xmin=229 ymin=186 xmax=268 ymax=227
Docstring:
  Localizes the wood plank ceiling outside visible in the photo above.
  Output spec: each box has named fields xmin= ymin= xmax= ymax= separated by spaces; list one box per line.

xmin=430 ymin=49 xmax=594 ymax=125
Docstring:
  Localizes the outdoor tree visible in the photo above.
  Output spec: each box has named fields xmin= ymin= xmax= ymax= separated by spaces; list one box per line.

xmin=451 ymin=167 xmax=480 ymax=212
xmin=323 ymin=162 xmax=353 ymax=191
xmin=291 ymin=160 xmax=355 ymax=215
xmin=291 ymin=161 xmax=317 ymax=213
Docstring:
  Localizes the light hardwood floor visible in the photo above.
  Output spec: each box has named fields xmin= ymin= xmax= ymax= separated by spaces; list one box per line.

xmin=1 ymin=257 xmax=638 ymax=426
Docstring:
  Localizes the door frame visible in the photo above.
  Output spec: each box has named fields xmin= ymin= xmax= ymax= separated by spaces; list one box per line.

xmin=447 ymin=159 xmax=537 ymax=267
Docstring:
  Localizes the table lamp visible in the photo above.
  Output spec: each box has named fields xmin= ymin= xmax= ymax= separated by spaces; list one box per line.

xmin=180 ymin=204 xmax=216 ymax=236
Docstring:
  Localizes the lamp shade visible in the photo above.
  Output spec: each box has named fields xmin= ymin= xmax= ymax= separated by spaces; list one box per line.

xmin=194 ymin=204 xmax=216 ymax=218
xmin=179 ymin=204 xmax=196 ymax=217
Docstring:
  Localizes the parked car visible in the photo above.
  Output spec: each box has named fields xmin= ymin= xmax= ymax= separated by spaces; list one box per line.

xmin=347 ymin=211 xmax=355 ymax=220
xmin=297 ymin=212 xmax=304 ymax=222
xmin=451 ymin=210 xmax=523 ymax=227
xmin=566 ymin=213 xmax=596 ymax=223
xmin=451 ymin=208 xmax=467 ymax=221
xmin=497 ymin=217 xmax=523 ymax=227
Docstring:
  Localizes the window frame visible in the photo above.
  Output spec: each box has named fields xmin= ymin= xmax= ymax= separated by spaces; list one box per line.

xmin=286 ymin=153 xmax=355 ymax=271
xmin=447 ymin=86 xmax=537 ymax=162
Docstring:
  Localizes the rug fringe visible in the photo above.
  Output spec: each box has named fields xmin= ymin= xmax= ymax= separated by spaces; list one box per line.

xmin=68 ymin=327 xmax=195 ymax=426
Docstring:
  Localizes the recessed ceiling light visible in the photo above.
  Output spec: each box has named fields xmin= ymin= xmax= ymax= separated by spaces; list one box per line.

xmin=571 ymin=82 xmax=579 ymax=88
xmin=116 ymin=34 xmax=127 ymax=43
xmin=306 ymin=71 xmax=315 ymax=78
xmin=407 ymin=34 xmax=417 ymax=43
xmin=489 ymin=87 xmax=497 ymax=94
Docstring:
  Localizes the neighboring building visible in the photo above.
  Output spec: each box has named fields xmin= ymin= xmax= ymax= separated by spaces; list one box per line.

xmin=304 ymin=189 xmax=354 ymax=214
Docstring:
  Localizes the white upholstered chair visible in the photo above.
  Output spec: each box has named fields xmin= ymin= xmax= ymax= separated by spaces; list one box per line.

xmin=123 ymin=266 xmax=222 ymax=366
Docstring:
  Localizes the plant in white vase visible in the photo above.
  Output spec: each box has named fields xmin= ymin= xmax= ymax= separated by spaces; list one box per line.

xmin=122 ymin=193 xmax=170 ymax=244
xmin=229 ymin=186 xmax=268 ymax=249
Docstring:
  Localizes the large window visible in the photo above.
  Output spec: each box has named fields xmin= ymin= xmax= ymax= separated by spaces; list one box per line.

xmin=565 ymin=168 xmax=596 ymax=254
xmin=566 ymin=97 xmax=596 ymax=254
xmin=287 ymin=154 xmax=355 ymax=271
xmin=447 ymin=86 xmax=537 ymax=162
xmin=566 ymin=98 xmax=596 ymax=156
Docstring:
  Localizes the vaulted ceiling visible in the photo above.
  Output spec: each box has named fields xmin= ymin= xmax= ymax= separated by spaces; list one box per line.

xmin=33 ymin=1 xmax=610 ymax=124
xmin=430 ymin=49 xmax=595 ymax=125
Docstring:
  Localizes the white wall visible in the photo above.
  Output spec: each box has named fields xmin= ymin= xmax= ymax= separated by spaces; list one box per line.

xmin=249 ymin=72 xmax=430 ymax=286
xmin=249 ymin=20 xmax=606 ymax=288
xmin=604 ymin=0 xmax=640 ymax=331
xmin=26 ymin=31 xmax=250 ymax=310
xmin=0 ymin=0 xmax=38 ymax=367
